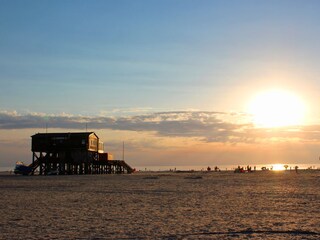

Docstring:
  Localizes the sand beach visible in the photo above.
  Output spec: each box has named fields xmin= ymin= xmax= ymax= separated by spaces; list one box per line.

xmin=0 ymin=170 xmax=319 ymax=239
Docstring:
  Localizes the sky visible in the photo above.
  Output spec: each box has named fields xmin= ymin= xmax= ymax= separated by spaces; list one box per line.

xmin=1 ymin=0 xmax=320 ymax=169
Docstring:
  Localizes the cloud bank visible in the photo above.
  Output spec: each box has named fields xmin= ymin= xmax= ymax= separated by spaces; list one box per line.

xmin=1 ymin=110 xmax=320 ymax=144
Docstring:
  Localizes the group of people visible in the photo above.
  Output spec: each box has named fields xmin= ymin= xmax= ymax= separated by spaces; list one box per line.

xmin=235 ymin=165 xmax=256 ymax=173
xmin=207 ymin=166 xmax=220 ymax=172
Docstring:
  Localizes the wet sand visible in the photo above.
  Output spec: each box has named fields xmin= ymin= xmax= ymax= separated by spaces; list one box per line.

xmin=0 ymin=170 xmax=319 ymax=239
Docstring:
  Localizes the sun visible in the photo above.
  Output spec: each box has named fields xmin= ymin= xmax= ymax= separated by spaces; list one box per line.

xmin=247 ymin=89 xmax=306 ymax=128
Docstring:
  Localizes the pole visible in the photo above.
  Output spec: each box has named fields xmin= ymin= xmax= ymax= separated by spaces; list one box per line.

xmin=123 ymin=141 xmax=124 ymax=161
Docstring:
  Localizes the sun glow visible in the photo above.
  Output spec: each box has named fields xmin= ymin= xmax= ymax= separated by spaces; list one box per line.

xmin=247 ymin=89 xmax=306 ymax=128
xmin=272 ymin=164 xmax=286 ymax=171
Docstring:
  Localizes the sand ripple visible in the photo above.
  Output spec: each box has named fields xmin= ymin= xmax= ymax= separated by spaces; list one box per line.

xmin=0 ymin=171 xmax=319 ymax=239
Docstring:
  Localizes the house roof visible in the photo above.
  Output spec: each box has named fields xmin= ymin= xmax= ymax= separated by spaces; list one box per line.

xmin=31 ymin=132 xmax=98 ymax=139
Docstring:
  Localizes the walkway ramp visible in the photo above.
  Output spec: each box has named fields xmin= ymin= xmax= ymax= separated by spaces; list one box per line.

xmin=115 ymin=160 xmax=134 ymax=174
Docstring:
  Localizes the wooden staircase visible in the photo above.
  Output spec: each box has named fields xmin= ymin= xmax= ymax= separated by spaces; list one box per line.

xmin=28 ymin=158 xmax=40 ymax=174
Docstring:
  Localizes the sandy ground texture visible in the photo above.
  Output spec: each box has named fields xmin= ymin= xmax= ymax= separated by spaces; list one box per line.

xmin=0 ymin=170 xmax=319 ymax=239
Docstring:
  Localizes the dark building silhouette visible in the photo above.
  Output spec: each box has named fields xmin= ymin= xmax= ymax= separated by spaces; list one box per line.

xmin=30 ymin=132 xmax=132 ymax=175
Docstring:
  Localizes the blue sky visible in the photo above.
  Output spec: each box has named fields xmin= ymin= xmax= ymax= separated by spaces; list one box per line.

xmin=1 ymin=0 xmax=320 ymax=168
xmin=1 ymin=0 xmax=320 ymax=114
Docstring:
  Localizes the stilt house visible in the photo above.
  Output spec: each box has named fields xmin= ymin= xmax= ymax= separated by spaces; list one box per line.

xmin=30 ymin=132 xmax=132 ymax=175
